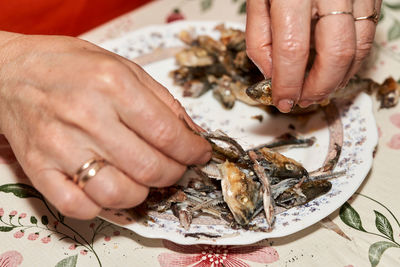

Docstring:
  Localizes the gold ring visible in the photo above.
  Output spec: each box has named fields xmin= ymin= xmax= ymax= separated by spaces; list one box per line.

xmin=354 ymin=9 xmax=379 ymax=24
xmin=72 ymin=158 xmax=106 ymax=189
xmin=318 ymin=11 xmax=353 ymax=20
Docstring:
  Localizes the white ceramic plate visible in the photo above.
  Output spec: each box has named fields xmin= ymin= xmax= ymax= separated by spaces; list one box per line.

xmin=98 ymin=21 xmax=378 ymax=245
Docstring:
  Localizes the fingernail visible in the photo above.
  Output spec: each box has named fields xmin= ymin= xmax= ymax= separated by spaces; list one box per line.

xmin=298 ymin=100 xmax=313 ymax=108
xmin=277 ymin=99 xmax=294 ymax=113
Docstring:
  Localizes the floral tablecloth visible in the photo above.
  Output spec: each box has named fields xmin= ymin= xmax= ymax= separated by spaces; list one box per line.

xmin=1 ymin=0 xmax=400 ymax=266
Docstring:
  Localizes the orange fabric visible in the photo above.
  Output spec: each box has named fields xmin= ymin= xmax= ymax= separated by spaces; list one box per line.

xmin=0 ymin=0 xmax=151 ymax=36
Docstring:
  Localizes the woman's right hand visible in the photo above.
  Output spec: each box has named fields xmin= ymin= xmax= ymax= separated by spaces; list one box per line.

xmin=0 ymin=33 xmax=212 ymax=219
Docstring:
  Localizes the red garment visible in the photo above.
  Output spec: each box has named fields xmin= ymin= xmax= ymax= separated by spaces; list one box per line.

xmin=0 ymin=0 xmax=151 ymax=36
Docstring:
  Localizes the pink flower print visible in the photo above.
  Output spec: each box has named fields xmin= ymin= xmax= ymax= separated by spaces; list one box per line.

xmin=0 ymin=250 xmax=23 ymax=267
xmin=27 ymin=233 xmax=39 ymax=241
xmin=13 ymin=231 xmax=24 ymax=239
xmin=0 ymin=208 xmax=4 ymax=217
xmin=69 ymin=244 xmax=76 ymax=250
xmin=113 ymin=231 xmax=120 ymax=236
xmin=9 ymin=210 xmax=17 ymax=216
xmin=166 ymin=9 xmax=185 ymax=23
xmin=18 ymin=213 xmax=26 ymax=219
xmin=104 ymin=236 xmax=111 ymax=242
xmin=80 ymin=250 xmax=88 ymax=256
xmin=390 ymin=113 xmax=400 ymax=129
xmin=41 ymin=236 xmax=51 ymax=244
xmin=158 ymin=240 xmax=279 ymax=267
xmin=387 ymin=133 xmax=400 ymax=149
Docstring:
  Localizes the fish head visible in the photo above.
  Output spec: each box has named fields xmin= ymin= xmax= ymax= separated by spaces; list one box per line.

xmin=219 ymin=161 xmax=263 ymax=225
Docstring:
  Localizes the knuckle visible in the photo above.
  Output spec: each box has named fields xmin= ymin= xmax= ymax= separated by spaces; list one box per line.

xmin=135 ymin=157 xmax=162 ymax=185
xmin=327 ymin=44 xmax=355 ymax=66
xmin=355 ymin=40 xmax=373 ymax=62
xmin=309 ymin=91 xmax=331 ymax=102
xmin=170 ymin=98 xmax=184 ymax=114
xmin=91 ymin=59 xmax=127 ymax=94
xmin=154 ymin=121 xmax=179 ymax=150
xmin=279 ymin=40 xmax=309 ymax=61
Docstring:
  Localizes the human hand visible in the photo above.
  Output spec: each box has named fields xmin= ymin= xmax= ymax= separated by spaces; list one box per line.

xmin=246 ymin=0 xmax=381 ymax=112
xmin=0 ymin=33 xmax=211 ymax=219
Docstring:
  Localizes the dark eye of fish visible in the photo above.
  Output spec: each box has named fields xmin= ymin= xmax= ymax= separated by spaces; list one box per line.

xmin=285 ymin=163 xmax=295 ymax=171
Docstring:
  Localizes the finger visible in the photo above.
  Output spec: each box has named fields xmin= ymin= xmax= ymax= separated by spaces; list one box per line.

xmin=120 ymin=58 xmax=206 ymax=133
xmin=110 ymin=68 xmax=212 ymax=165
xmin=94 ymin=120 xmax=188 ymax=187
xmin=47 ymin=113 xmax=187 ymax=188
xmin=340 ymin=0 xmax=378 ymax=86
xmin=81 ymin=164 xmax=149 ymax=209
xmin=270 ymin=0 xmax=312 ymax=112
xmin=97 ymin=49 xmax=206 ymax=133
xmin=56 ymin=53 xmax=211 ymax=166
xmin=299 ymin=0 xmax=355 ymax=107
xmin=245 ymin=0 xmax=273 ymax=78
xmin=52 ymin=142 xmax=151 ymax=208
xmin=31 ymin=168 xmax=101 ymax=219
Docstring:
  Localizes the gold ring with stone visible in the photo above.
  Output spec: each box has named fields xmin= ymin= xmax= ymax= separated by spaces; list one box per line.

xmin=354 ymin=9 xmax=379 ymax=24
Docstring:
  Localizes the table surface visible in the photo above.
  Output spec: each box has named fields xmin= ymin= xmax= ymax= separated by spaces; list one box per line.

xmin=1 ymin=0 xmax=400 ymax=266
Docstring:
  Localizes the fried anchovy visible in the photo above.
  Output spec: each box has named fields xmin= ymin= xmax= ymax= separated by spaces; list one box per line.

xmin=248 ymin=150 xmax=275 ymax=228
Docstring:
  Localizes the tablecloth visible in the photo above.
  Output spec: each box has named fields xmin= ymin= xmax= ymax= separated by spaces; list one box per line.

xmin=1 ymin=0 xmax=400 ymax=266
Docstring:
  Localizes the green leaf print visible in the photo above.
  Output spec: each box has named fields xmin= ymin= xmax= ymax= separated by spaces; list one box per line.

xmin=41 ymin=215 xmax=49 ymax=225
xmin=384 ymin=2 xmax=400 ymax=10
xmin=30 ymin=216 xmax=38 ymax=224
xmin=374 ymin=210 xmax=394 ymax=241
xmin=369 ymin=241 xmax=398 ymax=267
xmin=340 ymin=202 xmax=366 ymax=232
xmin=0 ymin=183 xmax=42 ymax=199
xmin=201 ymin=0 xmax=212 ymax=11
xmin=0 ymin=226 xmax=14 ymax=232
xmin=238 ymin=1 xmax=246 ymax=14
xmin=388 ymin=19 xmax=400 ymax=41
xmin=55 ymin=255 xmax=78 ymax=267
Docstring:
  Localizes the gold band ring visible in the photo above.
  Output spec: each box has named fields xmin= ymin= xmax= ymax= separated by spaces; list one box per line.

xmin=354 ymin=9 xmax=379 ymax=24
xmin=318 ymin=11 xmax=353 ymax=20
xmin=72 ymin=158 xmax=107 ymax=189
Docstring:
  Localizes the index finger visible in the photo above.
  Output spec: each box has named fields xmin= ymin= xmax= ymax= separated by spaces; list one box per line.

xmin=112 ymin=69 xmax=212 ymax=166
xmin=246 ymin=0 xmax=273 ymax=78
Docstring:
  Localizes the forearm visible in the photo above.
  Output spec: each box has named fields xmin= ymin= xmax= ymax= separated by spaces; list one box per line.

xmin=0 ymin=31 xmax=23 ymax=134
xmin=0 ymin=31 xmax=22 ymax=50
